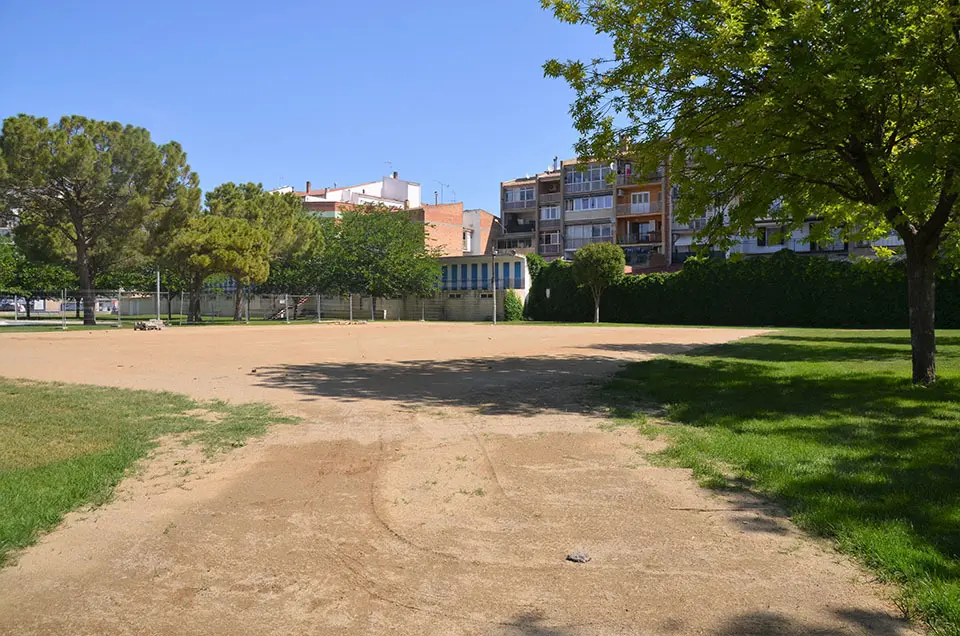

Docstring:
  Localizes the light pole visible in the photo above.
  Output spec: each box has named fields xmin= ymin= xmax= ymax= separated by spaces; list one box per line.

xmin=492 ymin=248 xmax=499 ymax=325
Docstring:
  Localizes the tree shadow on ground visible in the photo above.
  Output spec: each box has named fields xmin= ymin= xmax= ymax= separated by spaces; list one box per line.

xmin=251 ymin=343 xmax=692 ymax=417
xmin=711 ymin=609 xmax=915 ymax=636
xmin=604 ymin=331 xmax=960 ymax=630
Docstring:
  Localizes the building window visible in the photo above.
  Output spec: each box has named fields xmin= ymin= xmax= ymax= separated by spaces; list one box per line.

xmin=441 ymin=265 xmax=448 ymax=289
xmin=565 ymin=195 xmax=613 ymax=212
xmin=460 ymin=264 xmax=468 ymax=290
xmin=504 ymin=187 xmax=535 ymax=203
xmin=480 ymin=293 xmax=493 ymax=299
xmin=471 ymin=263 xmax=478 ymax=289
xmin=540 ymin=206 xmax=560 ymax=220
xmin=449 ymin=293 xmax=462 ymax=299
xmin=540 ymin=232 xmax=560 ymax=245
xmin=481 ymin=263 xmax=489 ymax=289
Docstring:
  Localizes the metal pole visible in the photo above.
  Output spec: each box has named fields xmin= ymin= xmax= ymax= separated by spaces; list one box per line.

xmin=421 ymin=298 xmax=425 ymax=322
xmin=316 ymin=293 xmax=322 ymax=323
xmin=12 ymin=293 xmax=17 ymax=321
xmin=156 ymin=269 xmax=161 ymax=321
xmin=349 ymin=294 xmax=353 ymax=321
xmin=245 ymin=292 xmax=250 ymax=324
xmin=179 ymin=291 xmax=184 ymax=326
xmin=285 ymin=294 xmax=290 ymax=324
xmin=492 ymin=251 xmax=497 ymax=326
xmin=117 ymin=290 xmax=122 ymax=328
xmin=60 ymin=289 xmax=66 ymax=330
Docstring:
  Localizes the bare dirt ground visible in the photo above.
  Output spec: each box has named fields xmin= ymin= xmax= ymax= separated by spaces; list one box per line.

xmin=0 ymin=323 xmax=918 ymax=635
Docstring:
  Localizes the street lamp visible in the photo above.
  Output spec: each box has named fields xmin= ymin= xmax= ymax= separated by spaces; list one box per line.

xmin=492 ymin=248 xmax=499 ymax=325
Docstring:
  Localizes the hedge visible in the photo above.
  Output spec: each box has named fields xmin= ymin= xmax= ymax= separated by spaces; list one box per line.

xmin=525 ymin=249 xmax=960 ymax=328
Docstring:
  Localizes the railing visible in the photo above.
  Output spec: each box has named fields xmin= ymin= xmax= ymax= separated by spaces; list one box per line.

xmin=810 ymin=241 xmax=849 ymax=253
xmin=673 ymin=217 xmax=709 ymax=231
xmin=538 ymin=192 xmax=561 ymax=205
xmin=503 ymin=200 xmax=536 ymax=211
xmin=538 ymin=243 xmax=562 ymax=256
xmin=618 ymin=232 xmax=661 ymax=245
xmin=538 ymin=218 xmax=561 ymax=230
xmin=502 ymin=222 xmax=536 ymax=234
xmin=564 ymin=180 xmax=612 ymax=194
xmin=615 ymin=201 xmax=664 ymax=217
xmin=564 ymin=236 xmax=614 ymax=250
xmin=616 ymin=170 xmax=664 ymax=185
xmin=440 ymin=277 xmax=525 ymax=291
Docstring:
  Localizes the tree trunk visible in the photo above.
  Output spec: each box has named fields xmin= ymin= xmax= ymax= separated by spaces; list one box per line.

xmin=75 ymin=298 xmax=80 ymax=319
xmin=593 ymin=291 xmax=601 ymax=324
xmin=906 ymin=242 xmax=937 ymax=385
xmin=76 ymin=243 xmax=96 ymax=325
xmin=24 ymin=298 xmax=31 ymax=319
xmin=371 ymin=295 xmax=376 ymax=321
xmin=188 ymin=273 xmax=204 ymax=323
xmin=167 ymin=294 xmax=173 ymax=321
xmin=233 ymin=288 xmax=244 ymax=321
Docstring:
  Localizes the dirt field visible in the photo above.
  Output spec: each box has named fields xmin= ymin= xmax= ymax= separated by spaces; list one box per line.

xmin=0 ymin=323 xmax=918 ymax=635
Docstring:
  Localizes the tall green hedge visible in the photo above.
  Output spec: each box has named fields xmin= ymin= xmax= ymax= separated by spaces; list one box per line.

xmin=525 ymin=249 xmax=960 ymax=328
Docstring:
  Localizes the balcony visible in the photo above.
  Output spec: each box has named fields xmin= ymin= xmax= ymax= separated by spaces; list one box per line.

xmin=618 ymin=232 xmax=662 ymax=245
xmin=538 ymin=243 xmax=562 ymax=256
xmin=503 ymin=199 xmax=536 ymax=211
xmin=502 ymin=221 xmax=536 ymax=235
xmin=616 ymin=169 xmax=664 ymax=185
xmin=673 ymin=217 xmax=709 ymax=231
xmin=564 ymin=180 xmax=612 ymax=194
xmin=564 ymin=236 xmax=614 ymax=251
xmin=539 ymin=192 xmax=561 ymax=205
xmin=538 ymin=218 xmax=561 ymax=230
xmin=616 ymin=201 xmax=664 ymax=217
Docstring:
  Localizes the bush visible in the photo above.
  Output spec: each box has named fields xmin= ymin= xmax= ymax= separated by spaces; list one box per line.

xmin=526 ymin=249 xmax=960 ymax=328
xmin=504 ymin=289 xmax=524 ymax=322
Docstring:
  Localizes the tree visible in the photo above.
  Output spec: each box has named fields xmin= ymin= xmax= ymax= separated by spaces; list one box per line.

xmin=526 ymin=253 xmax=548 ymax=282
xmin=164 ymin=215 xmax=270 ymax=323
xmin=205 ymin=182 xmax=320 ymax=320
xmin=572 ymin=242 xmax=624 ymax=323
xmin=504 ymin=289 xmax=524 ymax=322
xmin=544 ymin=1 xmax=960 ymax=384
xmin=0 ymin=115 xmax=198 ymax=325
xmin=0 ymin=241 xmax=77 ymax=318
xmin=330 ymin=205 xmax=441 ymax=319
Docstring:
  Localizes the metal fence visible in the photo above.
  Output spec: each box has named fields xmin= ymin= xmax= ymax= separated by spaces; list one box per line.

xmin=0 ymin=287 xmax=521 ymax=330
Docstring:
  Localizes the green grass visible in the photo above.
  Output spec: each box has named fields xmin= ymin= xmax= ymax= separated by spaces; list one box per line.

xmin=0 ymin=379 xmax=295 ymax=565
xmin=600 ymin=329 xmax=960 ymax=634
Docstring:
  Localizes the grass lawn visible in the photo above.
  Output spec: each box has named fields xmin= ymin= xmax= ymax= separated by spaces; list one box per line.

xmin=0 ymin=379 xmax=294 ymax=565
xmin=602 ymin=329 xmax=960 ymax=634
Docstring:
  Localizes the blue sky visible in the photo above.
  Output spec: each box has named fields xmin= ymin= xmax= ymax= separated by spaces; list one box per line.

xmin=0 ymin=1 xmax=608 ymax=213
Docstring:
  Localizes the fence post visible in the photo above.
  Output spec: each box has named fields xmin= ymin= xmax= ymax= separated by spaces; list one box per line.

xmin=349 ymin=294 xmax=353 ymax=321
xmin=421 ymin=298 xmax=425 ymax=322
xmin=117 ymin=290 xmax=122 ymax=328
xmin=179 ymin=291 xmax=184 ymax=326
xmin=60 ymin=289 xmax=67 ymax=330
xmin=245 ymin=293 xmax=250 ymax=325
xmin=316 ymin=293 xmax=322 ymax=323
xmin=285 ymin=294 xmax=290 ymax=324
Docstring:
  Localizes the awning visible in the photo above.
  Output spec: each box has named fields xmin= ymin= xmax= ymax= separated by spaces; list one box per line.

xmin=674 ymin=236 xmax=694 ymax=247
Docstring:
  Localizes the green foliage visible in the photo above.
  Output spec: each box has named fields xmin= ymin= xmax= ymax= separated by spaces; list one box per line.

xmin=528 ymin=250 xmax=960 ymax=328
xmin=543 ymin=0 xmax=960 ymax=380
xmin=0 ymin=242 xmax=77 ymax=294
xmin=0 ymin=114 xmax=198 ymax=323
xmin=503 ymin=289 xmax=524 ymax=322
xmin=601 ymin=330 xmax=960 ymax=634
xmin=572 ymin=242 xmax=625 ymax=322
xmin=166 ymin=215 xmax=271 ymax=287
xmin=525 ymin=253 xmax=547 ymax=281
xmin=325 ymin=205 xmax=442 ymax=299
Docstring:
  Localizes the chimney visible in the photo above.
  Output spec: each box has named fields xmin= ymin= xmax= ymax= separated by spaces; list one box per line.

xmin=323 ymin=187 xmax=328 ymax=197
xmin=305 ymin=180 xmax=311 ymax=193
xmin=392 ymin=171 xmax=399 ymax=180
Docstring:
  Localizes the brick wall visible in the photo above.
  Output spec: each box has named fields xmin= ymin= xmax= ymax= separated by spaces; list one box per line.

xmin=421 ymin=203 xmax=465 ymax=257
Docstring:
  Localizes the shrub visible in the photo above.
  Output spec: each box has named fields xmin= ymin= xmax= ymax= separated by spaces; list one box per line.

xmin=504 ymin=289 xmax=524 ymax=322
xmin=526 ymin=249 xmax=960 ymax=328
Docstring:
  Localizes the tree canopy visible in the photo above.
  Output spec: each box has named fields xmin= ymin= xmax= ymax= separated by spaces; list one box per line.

xmin=0 ymin=114 xmax=198 ymax=324
xmin=544 ymin=0 xmax=960 ymax=383
xmin=572 ymin=241 xmax=625 ymax=323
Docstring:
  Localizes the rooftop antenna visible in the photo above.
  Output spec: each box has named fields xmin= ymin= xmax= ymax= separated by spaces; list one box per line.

xmin=450 ymin=188 xmax=457 ymax=202
xmin=384 ymin=160 xmax=393 ymax=176
xmin=434 ymin=180 xmax=449 ymax=204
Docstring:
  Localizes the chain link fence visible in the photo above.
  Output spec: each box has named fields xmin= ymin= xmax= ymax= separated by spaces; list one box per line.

xmin=0 ymin=286 xmax=521 ymax=330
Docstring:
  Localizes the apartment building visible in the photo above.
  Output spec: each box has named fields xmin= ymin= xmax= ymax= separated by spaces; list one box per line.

xmin=272 ymin=172 xmax=422 ymax=217
xmin=499 ymin=157 xmax=671 ymax=271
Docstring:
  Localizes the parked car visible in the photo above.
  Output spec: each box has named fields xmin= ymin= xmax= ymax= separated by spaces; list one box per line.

xmin=0 ymin=297 xmax=26 ymax=312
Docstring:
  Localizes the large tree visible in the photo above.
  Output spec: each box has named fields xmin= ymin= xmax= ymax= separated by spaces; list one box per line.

xmin=329 ymin=205 xmax=441 ymax=319
xmin=164 ymin=215 xmax=270 ymax=323
xmin=0 ymin=115 xmax=198 ymax=325
xmin=572 ymin=242 xmax=625 ymax=323
xmin=205 ymin=182 xmax=320 ymax=319
xmin=544 ymin=0 xmax=960 ymax=384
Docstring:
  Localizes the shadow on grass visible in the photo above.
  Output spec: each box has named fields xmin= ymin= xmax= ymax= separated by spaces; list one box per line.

xmin=603 ymin=331 xmax=960 ymax=632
